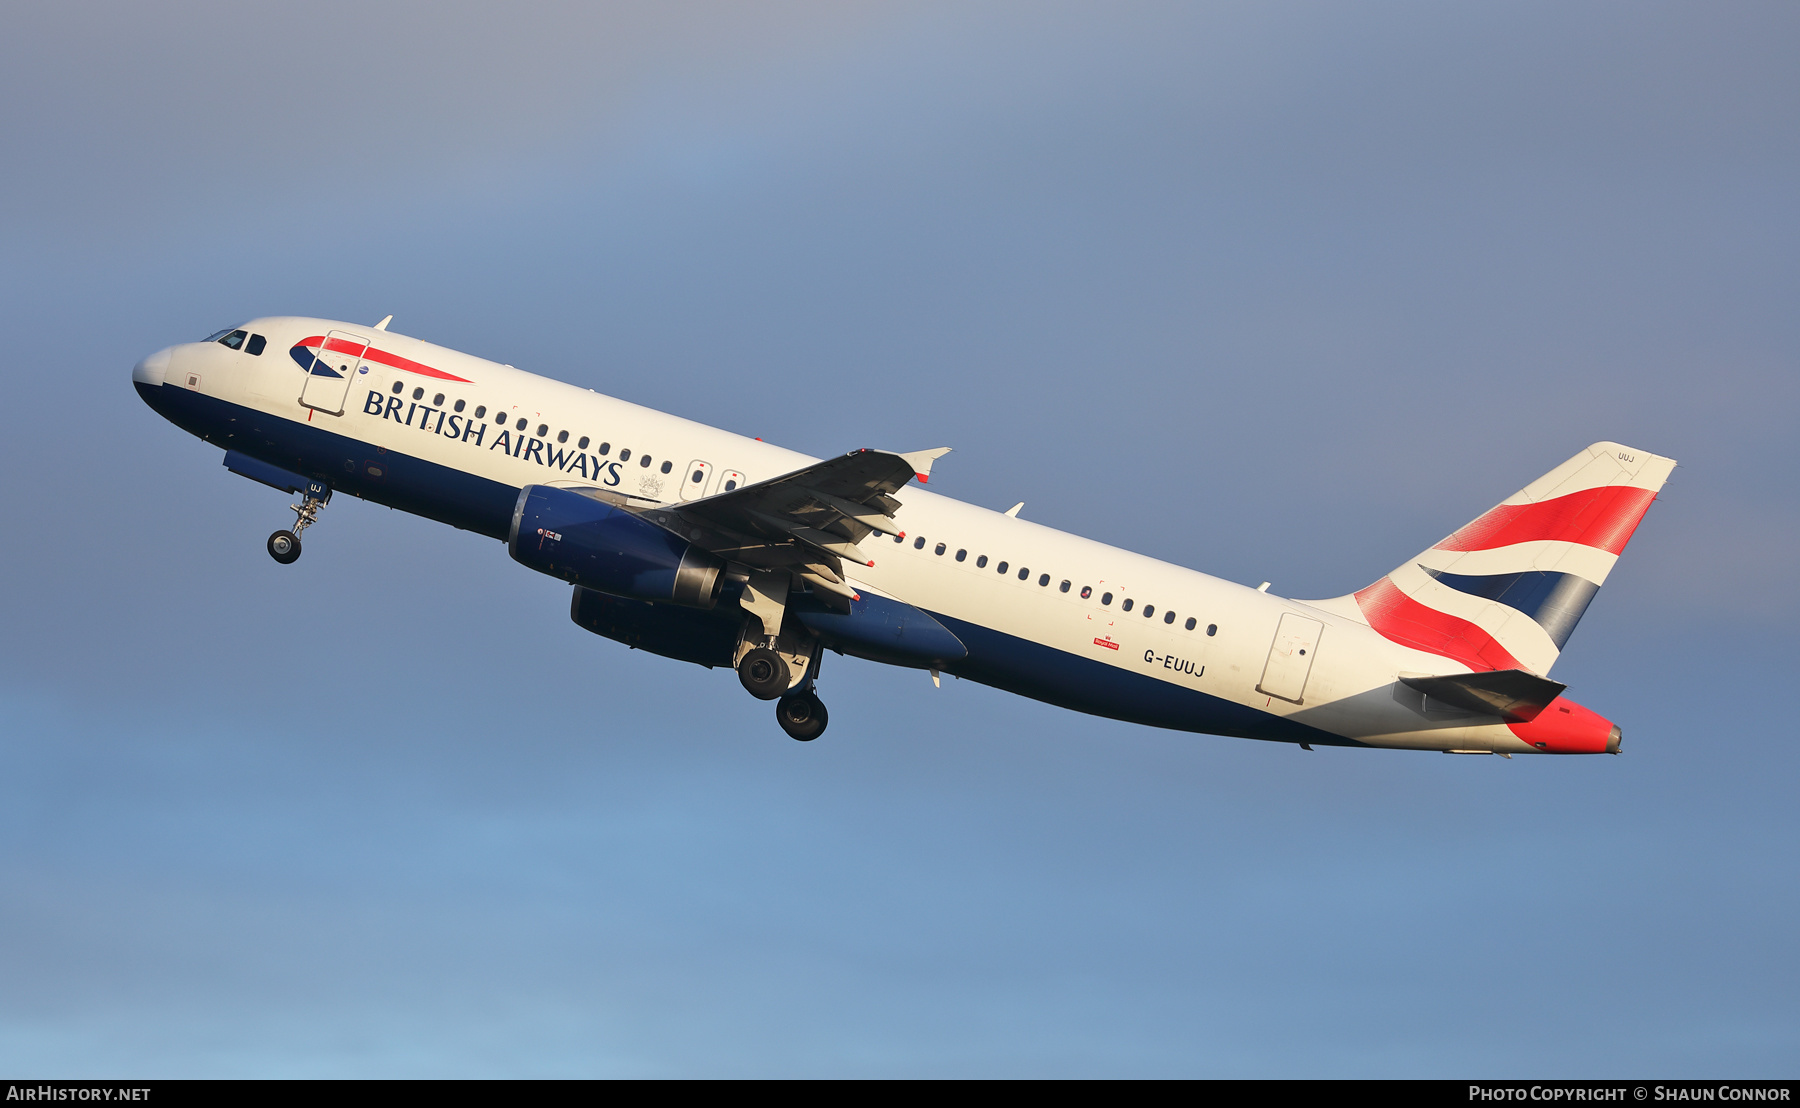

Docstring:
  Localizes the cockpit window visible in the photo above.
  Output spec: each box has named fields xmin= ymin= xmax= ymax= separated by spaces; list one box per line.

xmin=203 ymin=328 xmax=234 ymax=342
xmin=217 ymin=329 xmax=247 ymax=351
xmin=245 ymin=334 xmax=267 ymax=356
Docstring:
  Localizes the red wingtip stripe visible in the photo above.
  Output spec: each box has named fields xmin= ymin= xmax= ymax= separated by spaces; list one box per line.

xmin=300 ymin=335 xmax=472 ymax=383
xmin=916 ymin=472 xmax=929 ymax=483
xmin=1354 ymin=577 xmax=1524 ymax=672
xmin=1438 ymin=485 xmax=1656 ymax=555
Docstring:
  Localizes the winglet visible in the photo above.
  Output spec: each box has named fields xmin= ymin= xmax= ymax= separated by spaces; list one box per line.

xmin=901 ymin=447 xmax=952 ymax=484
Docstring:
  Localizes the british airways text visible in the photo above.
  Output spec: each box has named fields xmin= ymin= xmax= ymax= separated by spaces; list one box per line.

xmin=363 ymin=390 xmax=624 ymax=485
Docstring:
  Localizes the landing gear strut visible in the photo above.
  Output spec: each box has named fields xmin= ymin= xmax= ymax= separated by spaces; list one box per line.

xmin=267 ymin=486 xmax=328 ymax=565
xmin=729 ymin=568 xmax=831 ymax=741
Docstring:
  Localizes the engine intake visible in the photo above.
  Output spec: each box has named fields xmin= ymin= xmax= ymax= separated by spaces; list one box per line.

xmin=509 ymin=485 xmax=724 ymax=608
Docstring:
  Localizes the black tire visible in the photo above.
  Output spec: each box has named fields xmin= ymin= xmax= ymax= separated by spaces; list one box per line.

xmin=776 ymin=691 xmax=828 ymax=742
xmin=737 ymin=647 xmax=791 ymax=700
xmin=267 ymin=530 xmax=302 ymax=564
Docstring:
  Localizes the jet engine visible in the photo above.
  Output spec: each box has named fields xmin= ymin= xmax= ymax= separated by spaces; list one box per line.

xmin=509 ymin=485 xmax=725 ymax=608
xmin=570 ymin=586 xmax=741 ymax=668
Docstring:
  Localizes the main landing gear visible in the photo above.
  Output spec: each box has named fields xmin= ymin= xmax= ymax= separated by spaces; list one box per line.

xmin=730 ymin=636 xmax=828 ymax=741
xmin=775 ymin=690 xmax=828 ymax=742
xmin=731 ymin=569 xmax=832 ymax=741
xmin=735 ymin=644 xmax=830 ymax=741
xmin=267 ymin=486 xmax=328 ymax=565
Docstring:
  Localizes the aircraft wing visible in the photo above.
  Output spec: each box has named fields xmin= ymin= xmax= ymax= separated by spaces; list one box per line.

xmin=646 ymin=447 xmax=950 ymax=606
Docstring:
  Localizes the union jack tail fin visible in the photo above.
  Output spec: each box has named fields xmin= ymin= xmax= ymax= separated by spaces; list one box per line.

xmin=1341 ymin=442 xmax=1675 ymax=676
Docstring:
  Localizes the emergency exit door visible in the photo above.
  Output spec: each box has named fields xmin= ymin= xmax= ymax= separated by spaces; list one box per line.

xmin=680 ymin=460 xmax=714 ymax=501
xmin=299 ymin=330 xmax=372 ymax=416
xmin=1257 ymin=613 xmax=1324 ymax=703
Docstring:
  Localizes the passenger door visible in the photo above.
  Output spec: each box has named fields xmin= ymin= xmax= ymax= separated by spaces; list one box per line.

xmin=1257 ymin=613 xmax=1323 ymax=703
xmin=298 ymin=330 xmax=372 ymax=416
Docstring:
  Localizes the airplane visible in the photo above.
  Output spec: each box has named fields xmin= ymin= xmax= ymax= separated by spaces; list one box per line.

xmin=133 ymin=316 xmax=1674 ymax=752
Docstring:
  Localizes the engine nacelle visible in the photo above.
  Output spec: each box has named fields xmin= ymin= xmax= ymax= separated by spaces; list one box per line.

xmin=571 ymin=586 xmax=741 ymax=668
xmin=509 ymin=485 xmax=725 ymax=608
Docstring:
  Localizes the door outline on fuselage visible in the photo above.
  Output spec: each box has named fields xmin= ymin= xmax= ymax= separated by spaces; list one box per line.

xmin=1257 ymin=612 xmax=1323 ymax=704
xmin=298 ymin=330 xmax=371 ymax=417
xmin=681 ymin=460 xmax=714 ymax=501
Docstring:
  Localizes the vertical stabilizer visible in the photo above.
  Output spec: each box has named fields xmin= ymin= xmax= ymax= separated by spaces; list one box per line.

xmin=1337 ymin=442 xmax=1675 ymax=675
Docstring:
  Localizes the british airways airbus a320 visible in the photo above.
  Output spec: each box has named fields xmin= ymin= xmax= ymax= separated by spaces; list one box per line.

xmin=134 ymin=317 xmax=1673 ymax=751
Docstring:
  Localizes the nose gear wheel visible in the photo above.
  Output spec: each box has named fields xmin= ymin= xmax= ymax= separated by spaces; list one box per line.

xmin=267 ymin=487 xmax=329 ymax=564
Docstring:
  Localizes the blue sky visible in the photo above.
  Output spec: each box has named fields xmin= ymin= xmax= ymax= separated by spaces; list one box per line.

xmin=0 ymin=1 xmax=1795 ymax=1076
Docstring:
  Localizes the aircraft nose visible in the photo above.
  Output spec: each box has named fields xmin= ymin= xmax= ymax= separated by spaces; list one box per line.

xmin=133 ymin=346 xmax=173 ymax=387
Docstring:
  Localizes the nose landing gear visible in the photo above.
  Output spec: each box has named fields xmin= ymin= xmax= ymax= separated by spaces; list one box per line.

xmin=267 ymin=529 xmax=301 ymax=564
xmin=267 ymin=486 xmax=329 ymax=565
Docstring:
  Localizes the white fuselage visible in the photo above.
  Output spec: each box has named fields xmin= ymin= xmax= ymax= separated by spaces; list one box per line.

xmin=133 ymin=317 xmax=1611 ymax=754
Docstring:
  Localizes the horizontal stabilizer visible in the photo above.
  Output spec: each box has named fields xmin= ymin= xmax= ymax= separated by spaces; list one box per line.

xmin=1400 ymin=669 xmax=1567 ymax=722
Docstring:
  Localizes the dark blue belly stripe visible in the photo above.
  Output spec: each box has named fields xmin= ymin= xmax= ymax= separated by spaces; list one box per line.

xmin=137 ymin=382 xmax=519 ymax=538
xmin=140 ymin=381 xmax=1360 ymax=746
xmin=933 ymin=613 xmax=1361 ymax=746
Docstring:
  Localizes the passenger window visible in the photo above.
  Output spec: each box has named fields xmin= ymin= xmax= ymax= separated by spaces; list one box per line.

xmin=1059 ymin=580 xmax=1070 ymax=592
xmin=598 ymin=443 xmax=610 ymax=455
xmin=536 ymin=423 xmax=548 ymax=437
xmin=1206 ymin=624 xmax=1218 ymax=636
xmin=1122 ymin=599 xmax=1134 ymax=611
xmin=454 ymin=399 xmax=466 ymax=413
xmin=914 ymin=536 xmax=926 ymax=549
xmin=434 ymin=393 xmax=445 ymax=406
xmin=1185 ymin=617 xmax=1196 ymax=630
xmin=660 ymin=460 xmax=672 ymax=474
xmin=515 ymin=418 xmax=527 ymax=431
xmin=1143 ymin=605 xmax=1154 ymax=618
xmin=474 ymin=405 xmax=486 ymax=418
xmin=556 ymin=430 xmax=567 ymax=443
xmin=1101 ymin=592 xmax=1112 ymax=605
xmin=640 ymin=455 xmax=652 ymax=468
xmin=578 ymin=436 xmax=589 ymax=449
xmin=977 ymin=555 xmax=988 ymax=568
xmin=1080 ymin=586 xmax=1092 ymax=599
xmin=413 ymin=388 xmax=424 ymax=400
xmin=724 ymin=479 xmax=737 ymax=491
xmin=955 ymin=549 xmax=967 ymax=562
xmin=935 ymin=543 xmax=946 ymax=556
xmin=619 ymin=448 xmax=631 ymax=461
xmin=1018 ymin=567 xmax=1029 ymax=580
xmin=496 ymin=410 xmax=507 ymax=423
xmin=391 ymin=381 xmax=404 ymax=394
xmin=691 ymin=469 xmax=704 ymax=483
xmin=218 ymin=330 xmax=247 ymax=350
xmin=895 ymin=533 xmax=905 ymax=543
xmin=245 ymin=334 xmax=266 ymax=356
xmin=1039 ymin=574 xmax=1050 ymax=587
xmin=996 ymin=561 xmax=1009 ymax=574
xmin=1164 ymin=611 xmax=1176 ymax=624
